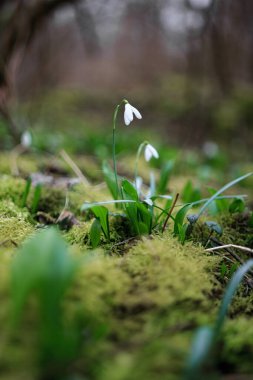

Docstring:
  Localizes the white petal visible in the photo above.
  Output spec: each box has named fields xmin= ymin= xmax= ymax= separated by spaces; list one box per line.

xmin=144 ymin=198 xmax=153 ymax=206
xmin=135 ymin=176 xmax=143 ymax=194
xmin=21 ymin=131 xmax=32 ymax=147
xmin=144 ymin=145 xmax=153 ymax=162
xmin=148 ymin=144 xmax=159 ymax=159
xmin=130 ymin=105 xmax=142 ymax=120
xmin=124 ymin=103 xmax=133 ymax=126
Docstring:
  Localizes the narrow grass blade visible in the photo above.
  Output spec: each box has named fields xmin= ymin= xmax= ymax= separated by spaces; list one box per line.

xmin=185 ymin=259 xmax=253 ymax=379
xmin=81 ymin=199 xmax=136 ymax=211
xmin=21 ymin=177 xmax=32 ymax=208
xmin=185 ymin=326 xmax=214 ymax=379
xmin=215 ymin=259 xmax=253 ymax=332
xmin=197 ymin=172 xmax=252 ymax=219
xmin=31 ymin=183 xmax=42 ymax=214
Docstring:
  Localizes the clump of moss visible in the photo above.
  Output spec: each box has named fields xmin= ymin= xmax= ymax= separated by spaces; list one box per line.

xmin=64 ymin=222 xmax=92 ymax=246
xmin=219 ymin=212 xmax=253 ymax=249
xmin=66 ymin=234 xmax=221 ymax=379
xmin=0 ymin=200 xmax=34 ymax=245
xmin=219 ymin=317 xmax=253 ymax=373
xmin=0 ymin=175 xmax=27 ymax=205
xmin=36 ymin=186 xmax=66 ymax=217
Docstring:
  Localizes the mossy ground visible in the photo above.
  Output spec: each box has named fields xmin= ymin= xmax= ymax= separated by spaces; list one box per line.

xmin=0 ymin=152 xmax=253 ymax=380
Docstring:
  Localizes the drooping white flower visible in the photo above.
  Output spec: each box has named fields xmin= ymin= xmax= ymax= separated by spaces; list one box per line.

xmin=135 ymin=176 xmax=143 ymax=196
xmin=202 ymin=141 xmax=219 ymax=158
xmin=144 ymin=197 xmax=153 ymax=206
xmin=124 ymin=102 xmax=142 ymax=126
xmin=21 ymin=130 xmax=32 ymax=148
xmin=144 ymin=144 xmax=159 ymax=162
xmin=134 ymin=176 xmax=153 ymax=207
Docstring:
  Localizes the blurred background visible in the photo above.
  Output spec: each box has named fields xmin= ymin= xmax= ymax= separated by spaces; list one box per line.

xmin=0 ymin=0 xmax=253 ymax=159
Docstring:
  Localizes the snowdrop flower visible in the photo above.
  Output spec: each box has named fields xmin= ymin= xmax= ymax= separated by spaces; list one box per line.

xmin=134 ymin=176 xmax=153 ymax=206
xmin=135 ymin=176 xmax=143 ymax=196
xmin=124 ymin=102 xmax=142 ymax=126
xmin=144 ymin=197 xmax=153 ymax=206
xmin=202 ymin=141 xmax=219 ymax=158
xmin=144 ymin=144 xmax=159 ymax=162
xmin=21 ymin=130 xmax=32 ymax=148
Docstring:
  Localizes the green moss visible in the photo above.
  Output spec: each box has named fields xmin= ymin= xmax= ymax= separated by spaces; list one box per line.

xmin=0 ymin=200 xmax=34 ymax=246
xmin=218 ymin=212 xmax=253 ymax=249
xmin=0 ymin=153 xmax=38 ymax=175
xmin=0 ymin=175 xmax=27 ymax=205
xmin=66 ymin=234 xmax=221 ymax=379
xmin=220 ymin=317 xmax=253 ymax=373
xmin=64 ymin=222 xmax=92 ymax=246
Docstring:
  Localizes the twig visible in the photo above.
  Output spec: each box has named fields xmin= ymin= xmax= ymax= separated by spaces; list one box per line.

xmin=207 ymin=239 xmax=245 ymax=265
xmin=162 ymin=193 xmax=179 ymax=233
xmin=60 ymin=149 xmax=90 ymax=186
xmin=206 ymin=241 xmax=253 ymax=288
xmin=206 ymin=244 xmax=253 ymax=255
xmin=112 ymin=236 xmax=137 ymax=248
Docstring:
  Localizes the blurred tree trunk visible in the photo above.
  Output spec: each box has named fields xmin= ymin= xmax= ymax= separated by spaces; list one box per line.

xmin=74 ymin=1 xmax=100 ymax=56
xmin=186 ymin=0 xmax=233 ymax=95
xmin=0 ymin=0 xmax=80 ymax=143
xmin=209 ymin=0 xmax=233 ymax=95
xmin=116 ymin=0 xmax=168 ymax=83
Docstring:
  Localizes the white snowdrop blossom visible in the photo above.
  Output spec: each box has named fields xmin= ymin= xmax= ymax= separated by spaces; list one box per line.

xmin=144 ymin=144 xmax=159 ymax=162
xmin=134 ymin=176 xmax=153 ymax=207
xmin=144 ymin=198 xmax=153 ymax=206
xmin=124 ymin=102 xmax=142 ymax=126
xmin=21 ymin=131 xmax=32 ymax=148
xmin=135 ymin=176 xmax=143 ymax=196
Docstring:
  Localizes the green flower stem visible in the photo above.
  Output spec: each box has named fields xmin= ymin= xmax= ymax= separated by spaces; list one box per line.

xmin=134 ymin=141 xmax=148 ymax=189
xmin=112 ymin=100 xmax=127 ymax=198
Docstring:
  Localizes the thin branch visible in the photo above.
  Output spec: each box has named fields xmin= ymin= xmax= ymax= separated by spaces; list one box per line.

xmin=59 ymin=149 xmax=90 ymax=187
xmin=162 ymin=192 xmax=179 ymax=233
xmin=206 ymin=244 xmax=253 ymax=255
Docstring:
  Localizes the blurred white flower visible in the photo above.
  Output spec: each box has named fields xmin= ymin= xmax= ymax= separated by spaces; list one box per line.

xmin=202 ymin=141 xmax=219 ymax=158
xmin=21 ymin=130 xmax=32 ymax=148
xmin=144 ymin=198 xmax=153 ymax=206
xmin=144 ymin=144 xmax=159 ymax=162
xmin=124 ymin=102 xmax=142 ymax=126
xmin=135 ymin=176 xmax=143 ymax=196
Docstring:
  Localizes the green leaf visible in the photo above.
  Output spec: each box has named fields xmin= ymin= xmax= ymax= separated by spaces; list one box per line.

xmin=182 ymin=180 xmax=201 ymax=204
xmin=31 ymin=183 xmax=42 ymax=214
xmin=185 ymin=326 xmax=214 ymax=379
xmin=138 ymin=222 xmax=149 ymax=235
xmin=197 ymin=172 xmax=252 ymax=219
xmin=207 ymin=187 xmax=229 ymax=213
xmin=122 ymin=179 xmax=138 ymax=201
xmin=136 ymin=202 xmax=153 ymax=233
xmin=90 ymin=219 xmax=102 ymax=248
xmin=157 ymin=160 xmax=174 ymax=194
xmin=178 ymin=223 xmax=188 ymax=244
xmin=229 ymin=198 xmax=245 ymax=213
xmin=125 ymin=203 xmax=139 ymax=235
xmin=21 ymin=177 xmax=32 ymax=208
xmin=81 ymin=199 xmax=136 ymax=211
xmin=11 ymin=228 xmax=77 ymax=325
xmin=174 ymin=204 xmax=192 ymax=236
xmin=102 ymin=160 xmax=118 ymax=200
xmin=91 ymin=205 xmax=110 ymax=241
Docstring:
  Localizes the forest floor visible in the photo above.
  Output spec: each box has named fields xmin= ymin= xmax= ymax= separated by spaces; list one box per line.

xmin=0 ymin=131 xmax=253 ymax=380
